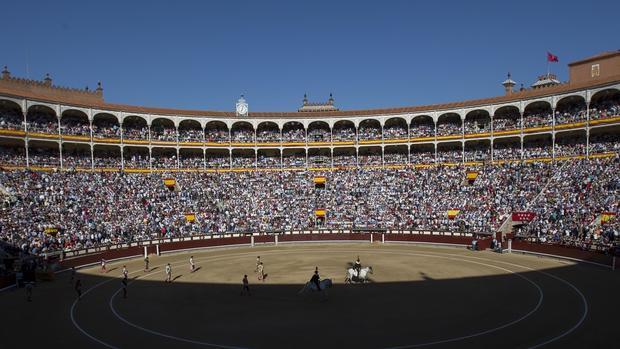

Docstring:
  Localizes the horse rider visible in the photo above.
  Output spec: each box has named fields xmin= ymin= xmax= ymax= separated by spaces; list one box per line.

xmin=354 ymin=256 xmax=362 ymax=279
xmin=310 ymin=267 xmax=321 ymax=291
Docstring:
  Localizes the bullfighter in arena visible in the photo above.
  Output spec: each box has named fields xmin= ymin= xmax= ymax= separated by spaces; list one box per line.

xmin=165 ymin=263 xmax=172 ymax=283
xmin=311 ymin=267 xmax=321 ymax=291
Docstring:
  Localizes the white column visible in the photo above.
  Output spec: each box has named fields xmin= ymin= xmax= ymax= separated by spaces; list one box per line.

xmin=552 ymin=133 xmax=556 ymax=162
xmin=23 ymin=111 xmax=29 ymax=168
xmin=586 ymin=102 xmax=590 ymax=158
xmin=58 ymin=141 xmax=63 ymax=170
xmin=381 ymin=146 xmax=385 ymax=169
xmin=120 ymin=146 xmax=125 ymax=171
xmin=58 ymin=116 xmax=63 ymax=170
xmin=203 ymin=147 xmax=207 ymax=170
xmin=90 ymin=144 xmax=94 ymax=170
xmin=519 ymin=112 xmax=524 ymax=161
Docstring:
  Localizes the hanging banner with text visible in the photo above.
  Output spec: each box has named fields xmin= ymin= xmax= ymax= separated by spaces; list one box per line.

xmin=512 ymin=211 xmax=536 ymax=222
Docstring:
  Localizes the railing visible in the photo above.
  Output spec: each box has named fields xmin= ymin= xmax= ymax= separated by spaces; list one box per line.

xmin=1 ymin=151 xmax=616 ymax=173
xmin=1 ymin=115 xmax=618 ymax=147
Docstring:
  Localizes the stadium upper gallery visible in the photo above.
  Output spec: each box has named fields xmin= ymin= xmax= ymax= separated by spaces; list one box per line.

xmin=0 ymin=49 xmax=619 ymax=349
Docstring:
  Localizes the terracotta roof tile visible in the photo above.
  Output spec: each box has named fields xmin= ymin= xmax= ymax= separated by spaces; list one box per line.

xmin=0 ymin=75 xmax=619 ymax=119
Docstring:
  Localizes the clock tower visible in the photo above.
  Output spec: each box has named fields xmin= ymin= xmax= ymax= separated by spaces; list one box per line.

xmin=236 ymin=95 xmax=248 ymax=116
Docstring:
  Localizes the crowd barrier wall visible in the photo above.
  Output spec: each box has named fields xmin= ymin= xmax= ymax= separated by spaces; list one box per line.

xmin=54 ymin=231 xmax=617 ymax=270
xmin=510 ymin=240 xmax=616 ymax=268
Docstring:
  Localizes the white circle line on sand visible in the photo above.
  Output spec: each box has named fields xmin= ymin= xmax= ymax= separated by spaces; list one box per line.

xmin=71 ymin=250 xmax=298 ymax=349
xmin=447 ymin=253 xmax=589 ymax=349
xmin=526 ymin=269 xmax=588 ymax=349
xmin=104 ymin=248 xmax=545 ymax=349
xmin=70 ymin=278 xmax=122 ymax=349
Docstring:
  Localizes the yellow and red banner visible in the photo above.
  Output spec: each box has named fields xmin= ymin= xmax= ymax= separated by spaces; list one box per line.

xmin=163 ymin=178 xmax=176 ymax=188
xmin=447 ymin=209 xmax=460 ymax=220
xmin=315 ymin=209 xmax=326 ymax=217
xmin=601 ymin=212 xmax=616 ymax=224
xmin=313 ymin=176 xmax=327 ymax=185
xmin=466 ymin=171 xmax=479 ymax=181
xmin=184 ymin=213 xmax=196 ymax=222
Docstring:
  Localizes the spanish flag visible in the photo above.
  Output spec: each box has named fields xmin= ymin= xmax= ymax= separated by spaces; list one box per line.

xmin=184 ymin=213 xmax=196 ymax=222
xmin=163 ymin=178 xmax=176 ymax=188
xmin=447 ymin=209 xmax=460 ymax=220
xmin=314 ymin=176 xmax=326 ymax=189
xmin=466 ymin=171 xmax=479 ymax=180
xmin=313 ymin=176 xmax=327 ymax=185
xmin=601 ymin=212 xmax=616 ymax=224
xmin=315 ymin=209 xmax=326 ymax=217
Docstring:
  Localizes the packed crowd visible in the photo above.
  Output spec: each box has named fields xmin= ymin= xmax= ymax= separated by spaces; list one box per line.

xmin=493 ymin=115 xmax=520 ymax=131
xmin=332 ymin=127 xmax=356 ymax=141
xmin=178 ymin=129 xmax=204 ymax=142
xmin=257 ymin=130 xmax=281 ymax=142
xmin=437 ymin=122 xmax=462 ymax=136
xmin=282 ymin=128 xmax=306 ymax=142
xmin=357 ymin=126 xmax=382 ymax=140
xmin=464 ymin=120 xmax=490 ymax=134
xmin=590 ymin=100 xmax=620 ymax=120
xmin=590 ymin=134 xmax=620 ymax=154
xmin=205 ymin=129 xmax=229 ymax=143
xmin=26 ymin=114 xmax=58 ymax=134
xmin=410 ymin=124 xmax=435 ymax=138
xmin=555 ymin=106 xmax=586 ymax=124
xmin=122 ymin=127 xmax=149 ymax=140
xmin=383 ymin=126 xmax=408 ymax=139
xmin=2 ymin=156 xmax=616 ymax=255
xmin=522 ymin=112 xmax=553 ymax=128
xmin=232 ymin=129 xmax=254 ymax=143
xmin=151 ymin=127 xmax=177 ymax=142
xmin=522 ymin=157 xmax=619 ymax=250
xmin=92 ymin=120 xmax=121 ymax=138
xmin=60 ymin=116 xmax=90 ymax=136
xmin=308 ymin=128 xmax=331 ymax=142
xmin=0 ymin=110 xmax=23 ymax=130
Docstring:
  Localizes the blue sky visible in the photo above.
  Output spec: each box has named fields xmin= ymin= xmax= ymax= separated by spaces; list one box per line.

xmin=2 ymin=0 xmax=619 ymax=112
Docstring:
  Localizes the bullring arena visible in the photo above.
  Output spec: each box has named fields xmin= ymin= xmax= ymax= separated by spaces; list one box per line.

xmin=2 ymin=234 xmax=620 ymax=349
xmin=1 ymin=49 xmax=619 ymax=349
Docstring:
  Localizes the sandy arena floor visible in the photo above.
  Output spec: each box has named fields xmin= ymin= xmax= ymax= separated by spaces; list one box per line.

xmin=2 ymin=243 xmax=619 ymax=348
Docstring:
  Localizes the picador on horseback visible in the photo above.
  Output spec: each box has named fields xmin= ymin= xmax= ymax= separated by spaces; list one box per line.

xmin=354 ymin=256 xmax=361 ymax=276
xmin=345 ymin=256 xmax=373 ymax=283
xmin=310 ymin=266 xmax=321 ymax=291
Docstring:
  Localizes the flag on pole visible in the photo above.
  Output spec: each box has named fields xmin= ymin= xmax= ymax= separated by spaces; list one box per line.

xmin=547 ymin=52 xmax=559 ymax=62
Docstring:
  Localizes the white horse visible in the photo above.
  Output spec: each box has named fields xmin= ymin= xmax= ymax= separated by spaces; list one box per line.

xmin=299 ymin=278 xmax=333 ymax=294
xmin=345 ymin=266 xmax=373 ymax=283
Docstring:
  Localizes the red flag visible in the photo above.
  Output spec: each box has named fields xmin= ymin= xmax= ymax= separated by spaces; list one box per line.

xmin=547 ymin=52 xmax=559 ymax=62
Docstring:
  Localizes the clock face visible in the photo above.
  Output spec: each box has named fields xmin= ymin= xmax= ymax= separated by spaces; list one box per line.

xmin=237 ymin=103 xmax=248 ymax=115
